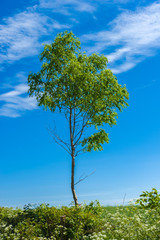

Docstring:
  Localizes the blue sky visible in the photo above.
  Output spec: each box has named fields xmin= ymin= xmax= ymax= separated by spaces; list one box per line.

xmin=0 ymin=0 xmax=160 ymax=207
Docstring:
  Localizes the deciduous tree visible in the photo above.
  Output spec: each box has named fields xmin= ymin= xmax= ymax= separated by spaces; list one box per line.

xmin=28 ymin=31 xmax=129 ymax=205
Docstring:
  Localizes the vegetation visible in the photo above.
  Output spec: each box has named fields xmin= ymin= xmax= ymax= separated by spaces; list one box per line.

xmin=135 ymin=187 xmax=160 ymax=210
xmin=0 ymin=201 xmax=103 ymax=240
xmin=28 ymin=31 xmax=129 ymax=205
xmin=0 ymin=189 xmax=160 ymax=239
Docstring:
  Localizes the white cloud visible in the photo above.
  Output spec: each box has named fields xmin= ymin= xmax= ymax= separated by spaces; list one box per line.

xmin=39 ymin=0 xmax=96 ymax=15
xmin=110 ymin=61 xmax=138 ymax=74
xmin=0 ymin=0 xmax=135 ymax=70
xmin=82 ymin=1 xmax=160 ymax=73
xmin=14 ymin=72 xmax=29 ymax=83
xmin=114 ymin=0 xmax=133 ymax=3
xmin=0 ymin=7 xmax=70 ymax=66
xmin=1 ymin=0 xmax=159 ymax=118
xmin=0 ymin=3 xmax=71 ymax=117
xmin=0 ymin=84 xmax=37 ymax=118
xmin=39 ymin=0 xmax=133 ymax=15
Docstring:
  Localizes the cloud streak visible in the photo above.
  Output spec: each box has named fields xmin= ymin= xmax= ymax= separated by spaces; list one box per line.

xmin=0 ymin=0 xmax=142 ymax=71
xmin=1 ymin=0 xmax=160 ymax=118
xmin=0 ymin=84 xmax=37 ymax=117
xmin=0 ymin=7 xmax=69 ymax=67
xmin=39 ymin=0 xmax=134 ymax=16
xmin=82 ymin=2 xmax=160 ymax=73
xmin=39 ymin=0 xmax=96 ymax=15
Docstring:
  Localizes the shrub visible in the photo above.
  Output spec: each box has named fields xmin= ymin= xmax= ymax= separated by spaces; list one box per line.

xmin=1 ymin=189 xmax=160 ymax=239
xmin=135 ymin=188 xmax=160 ymax=210
xmin=86 ymin=188 xmax=160 ymax=240
xmin=0 ymin=201 xmax=104 ymax=239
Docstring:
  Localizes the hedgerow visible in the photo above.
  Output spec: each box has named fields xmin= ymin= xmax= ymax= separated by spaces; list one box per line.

xmin=0 ymin=189 xmax=160 ymax=239
xmin=0 ymin=201 xmax=103 ymax=239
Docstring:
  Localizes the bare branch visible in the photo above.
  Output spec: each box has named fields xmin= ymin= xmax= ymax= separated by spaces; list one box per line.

xmin=73 ymin=104 xmax=76 ymax=137
xmin=73 ymin=106 xmax=95 ymax=146
xmin=74 ymin=118 xmax=89 ymax=146
xmin=75 ymin=147 xmax=85 ymax=157
xmin=48 ymin=127 xmax=70 ymax=148
xmin=51 ymin=135 xmax=71 ymax=155
xmin=74 ymin=170 xmax=96 ymax=186
xmin=69 ymin=107 xmax=73 ymax=141
xmin=47 ymin=127 xmax=71 ymax=155
xmin=74 ymin=108 xmax=83 ymax=120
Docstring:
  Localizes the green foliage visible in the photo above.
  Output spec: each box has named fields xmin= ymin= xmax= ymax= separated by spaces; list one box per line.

xmin=0 ymin=201 xmax=104 ymax=240
xmin=81 ymin=129 xmax=109 ymax=152
xmin=85 ymin=205 xmax=160 ymax=239
xmin=1 ymin=190 xmax=160 ymax=239
xmin=85 ymin=189 xmax=160 ymax=239
xmin=135 ymin=188 xmax=160 ymax=209
xmin=28 ymin=31 xmax=129 ymax=152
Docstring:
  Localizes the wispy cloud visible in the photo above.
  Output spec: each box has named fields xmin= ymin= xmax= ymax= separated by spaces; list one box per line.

xmin=1 ymin=0 xmax=159 ymax=118
xmin=0 ymin=0 xmax=136 ymax=70
xmin=0 ymin=84 xmax=37 ymax=117
xmin=0 ymin=7 xmax=70 ymax=66
xmin=39 ymin=0 xmax=96 ymax=15
xmin=82 ymin=2 xmax=160 ymax=73
xmin=39 ymin=0 xmax=133 ymax=16
xmin=0 ymin=2 xmax=71 ymax=117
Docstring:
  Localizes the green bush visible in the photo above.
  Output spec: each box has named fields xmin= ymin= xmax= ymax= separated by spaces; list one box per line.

xmin=86 ymin=189 xmax=160 ymax=240
xmin=87 ymin=207 xmax=160 ymax=239
xmin=135 ymin=188 xmax=160 ymax=210
xmin=1 ymin=189 xmax=160 ymax=239
xmin=0 ymin=201 xmax=104 ymax=240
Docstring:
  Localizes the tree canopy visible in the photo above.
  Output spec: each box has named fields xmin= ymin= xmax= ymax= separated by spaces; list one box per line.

xmin=28 ymin=31 xmax=129 ymax=205
xmin=28 ymin=31 xmax=129 ymax=152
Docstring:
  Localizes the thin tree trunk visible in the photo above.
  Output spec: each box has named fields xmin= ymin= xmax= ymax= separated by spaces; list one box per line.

xmin=71 ymin=151 xmax=78 ymax=206
xmin=70 ymin=108 xmax=78 ymax=206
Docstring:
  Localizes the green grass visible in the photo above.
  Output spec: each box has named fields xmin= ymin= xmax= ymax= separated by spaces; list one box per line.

xmin=102 ymin=205 xmax=141 ymax=217
xmin=86 ymin=205 xmax=160 ymax=240
xmin=0 ymin=202 xmax=159 ymax=239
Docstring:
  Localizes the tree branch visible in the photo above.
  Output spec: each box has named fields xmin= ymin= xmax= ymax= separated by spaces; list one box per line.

xmin=48 ymin=127 xmax=71 ymax=155
xmin=75 ymin=147 xmax=86 ymax=157
xmin=74 ymin=117 xmax=89 ymax=146
xmin=73 ymin=104 xmax=76 ymax=137
xmin=74 ymin=170 xmax=96 ymax=186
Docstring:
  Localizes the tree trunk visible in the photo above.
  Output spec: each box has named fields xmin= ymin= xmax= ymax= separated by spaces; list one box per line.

xmin=70 ymin=107 xmax=78 ymax=206
xmin=71 ymin=151 xmax=78 ymax=206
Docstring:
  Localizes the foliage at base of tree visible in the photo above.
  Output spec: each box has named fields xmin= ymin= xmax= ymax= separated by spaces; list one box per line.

xmin=0 ymin=201 xmax=103 ymax=240
xmin=0 ymin=189 xmax=160 ymax=239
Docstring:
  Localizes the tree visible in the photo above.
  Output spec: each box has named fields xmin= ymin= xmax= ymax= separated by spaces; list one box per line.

xmin=28 ymin=31 xmax=129 ymax=206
